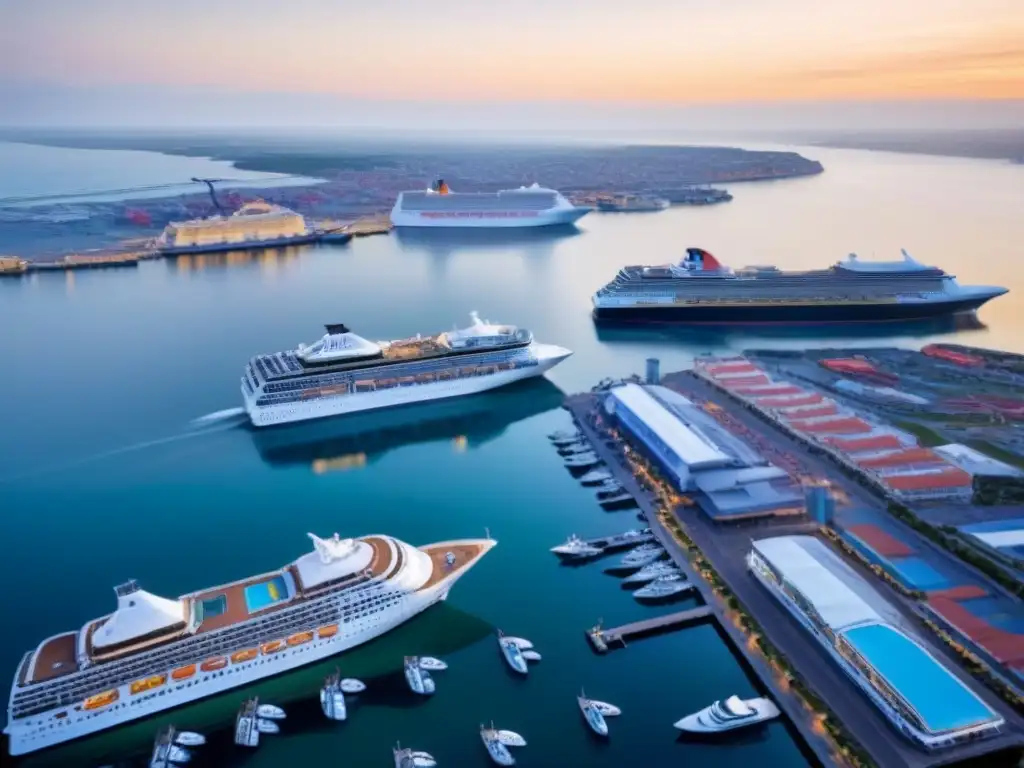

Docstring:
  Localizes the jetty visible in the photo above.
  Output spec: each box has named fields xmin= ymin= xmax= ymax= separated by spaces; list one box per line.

xmin=587 ymin=606 xmax=713 ymax=652
xmin=346 ymin=214 xmax=393 ymax=237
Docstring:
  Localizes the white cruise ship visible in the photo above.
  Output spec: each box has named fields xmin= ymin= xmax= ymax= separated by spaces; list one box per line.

xmin=390 ymin=180 xmax=589 ymax=228
xmin=241 ymin=313 xmax=572 ymax=427
xmin=6 ymin=531 xmax=496 ymax=756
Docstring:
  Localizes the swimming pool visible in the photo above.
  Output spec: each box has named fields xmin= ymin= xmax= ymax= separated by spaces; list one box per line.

xmin=244 ymin=575 xmax=289 ymax=614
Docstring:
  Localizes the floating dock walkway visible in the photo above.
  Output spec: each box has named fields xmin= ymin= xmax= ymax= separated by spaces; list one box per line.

xmin=587 ymin=606 xmax=713 ymax=652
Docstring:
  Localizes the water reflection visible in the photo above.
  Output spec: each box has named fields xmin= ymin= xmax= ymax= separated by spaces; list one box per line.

xmin=251 ymin=379 xmax=566 ymax=471
xmin=168 ymin=245 xmax=310 ymax=273
xmin=394 ymin=224 xmax=582 ymax=253
xmin=14 ymin=605 xmax=492 ymax=768
xmin=593 ymin=312 xmax=987 ymax=349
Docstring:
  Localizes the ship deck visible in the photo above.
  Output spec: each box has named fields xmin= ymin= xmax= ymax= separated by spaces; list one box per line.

xmin=25 ymin=633 xmax=79 ymax=684
xmin=418 ymin=541 xmax=492 ymax=591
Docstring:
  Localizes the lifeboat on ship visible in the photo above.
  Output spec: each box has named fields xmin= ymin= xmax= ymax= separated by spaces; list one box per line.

xmin=200 ymin=656 xmax=228 ymax=672
xmin=232 ymin=648 xmax=259 ymax=664
xmin=83 ymin=690 xmax=119 ymax=710
xmin=130 ymin=675 xmax=166 ymax=695
xmin=171 ymin=664 xmax=196 ymax=681
xmin=261 ymin=640 xmax=284 ymax=655
xmin=287 ymin=631 xmax=314 ymax=647
xmin=318 ymin=624 xmax=339 ymax=639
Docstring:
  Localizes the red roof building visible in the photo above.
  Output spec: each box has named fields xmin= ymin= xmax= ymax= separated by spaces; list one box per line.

xmin=856 ymin=449 xmax=944 ymax=468
xmin=757 ymin=393 xmax=824 ymax=409
xmin=883 ymin=469 xmax=973 ymax=492
xmin=921 ymin=345 xmax=984 ymax=367
xmin=824 ymin=434 xmax=904 ymax=452
xmin=789 ymin=416 xmax=872 ymax=434
xmin=730 ymin=385 xmax=803 ymax=397
xmin=780 ymin=403 xmax=839 ymax=420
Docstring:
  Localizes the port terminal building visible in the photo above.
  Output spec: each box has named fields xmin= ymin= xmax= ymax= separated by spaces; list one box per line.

xmin=602 ymin=383 xmax=801 ymax=520
xmin=748 ymin=535 xmax=1004 ymax=749
xmin=694 ymin=357 xmax=980 ymax=501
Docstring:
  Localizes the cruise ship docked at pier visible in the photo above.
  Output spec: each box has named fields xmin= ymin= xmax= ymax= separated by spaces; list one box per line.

xmin=592 ymin=248 xmax=1007 ymax=325
xmin=241 ymin=313 xmax=572 ymax=427
xmin=6 ymin=531 xmax=495 ymax=756
xmin=390 ymin=180 xmax=589 ymax=228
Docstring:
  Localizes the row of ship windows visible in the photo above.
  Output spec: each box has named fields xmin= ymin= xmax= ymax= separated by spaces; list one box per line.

xmin=257 ymin=351 xmax=530 ymax=394
xmin=16 ymin=589 xmax=400 ymax=713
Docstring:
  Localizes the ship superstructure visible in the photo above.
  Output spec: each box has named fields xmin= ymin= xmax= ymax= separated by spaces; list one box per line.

xmin=390 ymin=180 xmax=588 ymax=228
xmin=241 ymin=312 xmax=572 ymax=427
xmin=156 ymin=201 xmax=318 ymax=255
xmin=593 ymin=248 xmax=1007 ymax=325
xmin=6 ymin=531 xmax=495 ymax=756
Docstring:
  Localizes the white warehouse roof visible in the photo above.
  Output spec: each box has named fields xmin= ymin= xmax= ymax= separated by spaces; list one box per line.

xmin=751 ymin=536 xmax=882 ymax=631
xmin=609 ymin=383 xmax=730 ymax=469
xmin=935 ymin=443 xmax=1023 ymax=478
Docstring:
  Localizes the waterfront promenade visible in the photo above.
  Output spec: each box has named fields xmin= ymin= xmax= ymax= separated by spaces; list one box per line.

xmin=565 ymin=392 xmax=1024 ymax=768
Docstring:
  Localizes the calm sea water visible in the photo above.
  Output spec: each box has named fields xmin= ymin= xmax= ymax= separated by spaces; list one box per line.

xmin=2 ymin=143 xmax=1023 ymax=767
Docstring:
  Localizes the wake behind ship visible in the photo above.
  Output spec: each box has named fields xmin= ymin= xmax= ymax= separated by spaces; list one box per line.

xmin=390 ymin=179 xmax=589 ymax=228
xmin=6 ymin=531 xmax=495 ymax=756
xmin=241 ymin=313 xmax=572 ymax=427
xmin=592 ymin=248 xmax=1007 ymax=325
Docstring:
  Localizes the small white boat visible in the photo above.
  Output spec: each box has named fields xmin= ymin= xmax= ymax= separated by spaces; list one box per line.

xmin=496 ymin=730 xmax=527 ymax=747
xmin=623 ymin=560 xmax=679 ymax=585
xmin=634 ymin=574 xmax=692 ymax=600
xmin=564 ymin=452 xmax=600 ymax=468
xmin=578 ymin=691 xmax=608 ymax=737
xmin=256 ymin=719 xmax=280 ymax=734
xmin=174 ymin=731 xmax=206 ymax=747
xmin=674 ymin=695 xmax=781 ymax=733
xmin=405 ymin=655 xmax=436 ymax=694
xmin=550 ymin=534 xmax=603 ymax=558
xmin=341 ymin=677 xmax=367 ymax=693
xmin=504 ymin=636 xmax=534 ymax=650
xmin=497 ymin=632 xmax=529 ymax=675
xmin=619 ymin=543 xmax=663 ymax=568
xmin=579 ymin=468 xmax=612 ymax=485
xmin=411 ymin=751 xmax=437 ymax=767
xmin=521 ymin=650 xmax=542 ymax=662
xmin=256 ymin=703 xmax=286 ymax=720
xmin=548 ymin=429 xmax=580 ymax=442
xmin=480 ymin=726 xmax=515 ymax=766
xmin=419 ymin=657 xmax=448 ymax=672
xmin=558 ymin=441 xmax=591 ymax=455
xmin=166 ymin=745 xmax=191 ymax=764
xmin=590 ymin=700 xmax=622 ymax=717
xmin=320 ymin=685 xmax=347 ymax=721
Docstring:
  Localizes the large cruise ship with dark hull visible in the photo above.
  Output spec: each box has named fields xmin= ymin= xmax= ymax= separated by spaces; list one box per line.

xmin=592 ymin=248 xmax=1007 ymax=326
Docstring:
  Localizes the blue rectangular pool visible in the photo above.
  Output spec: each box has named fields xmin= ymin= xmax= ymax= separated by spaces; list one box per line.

xmin=244 ymin=575 xmax=289 ymax=614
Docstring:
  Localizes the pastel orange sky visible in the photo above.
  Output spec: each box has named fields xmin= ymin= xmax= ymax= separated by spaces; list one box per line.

xmin=2 ymin=0 xmax=1023 ymax=103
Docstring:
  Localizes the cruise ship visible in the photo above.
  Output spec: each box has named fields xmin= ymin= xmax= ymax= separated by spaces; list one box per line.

xmin=156 ymin=201 xmax=343 ymax=255
xmin=592 ymin=248 xmax=1008 ymax=325
xmin=5 ymin=531 xmax=495 ymax=756
xmin=241 ymin=313 xmax=572 ymax=427
xmin=390 ymin=180 xmax=589 ymax=228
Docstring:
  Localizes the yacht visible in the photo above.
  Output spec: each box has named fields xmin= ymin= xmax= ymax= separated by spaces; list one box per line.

xmin=497 ymin=631 xmax=529 ymax=675
xmin=394 ymin=743 xmax=437 ymax=768
xmin=577 ymin=691 xmax=609 ymax=736
xmin=7 ymin=531 xmax=495 ymax=756
xmin=391 ymin=180 xmax=589 ymax=229
xmin=241 ymin=312 xmax=571 ymax=427
xmin=234 ymin=698 xmax=260 ymax=748
xmin=622 ymin=561 xmax=679 ymax=585
xmin=405 ymin=655 xmax=436 ymax=695
xmin=480 ymin=724 xmax=516 ymax=765
xmin=579 ymin=468 xmax=613 ymax=485
xmin=564 ymin=452 xmax=600 ymax=469
xmin=550 ymin=535 xmax=603 ymax=559
xmin=321 ymin=671 xmax=347 ymax=721
xmin=548 ymin=430 xmax=580 ymax=443
xmin=633 ymin=574 xmax=692 ymax=600
xmin=619 ymin=543 xmax=664 ymax=568
xmin=418 ymin=656 xmax=448 ymax=672
xmin=674 ymin=695 xmax=781 ymax=733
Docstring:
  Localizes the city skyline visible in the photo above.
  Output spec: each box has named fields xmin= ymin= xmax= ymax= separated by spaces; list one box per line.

xmin=2 ymin=0 xmax=1023 ymax=129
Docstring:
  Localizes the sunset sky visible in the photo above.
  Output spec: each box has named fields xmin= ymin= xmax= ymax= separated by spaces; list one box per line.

xmin=2 ymin=0 xmax=1023 ymax=127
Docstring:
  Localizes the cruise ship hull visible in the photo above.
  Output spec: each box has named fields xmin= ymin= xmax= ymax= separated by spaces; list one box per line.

xmin=389 ymin=207 xmax=588 ymax=229
xmin=5 ymin=545 xmax=487 ymax=757
xmin=592 ymin=295 xmax=999 ymax=326
xmin=245 ymin=344 xmax=571 ymax=428
xmin=158 ymin=232 xmax=344 ymax=256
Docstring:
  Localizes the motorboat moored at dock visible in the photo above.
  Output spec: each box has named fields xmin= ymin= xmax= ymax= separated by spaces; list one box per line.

xmin=564 ymin=452 xmax=600 ymax=469
xmin=633 ymin=574 xmax=693 ymax=600
xmin=622 ymin=560 xmax=679 ymax=584
xmin=674 ymin=695 xmax=780 ymax=733
xmin=579 ymin=468 xmax=613 ymax=485
xmin=551 ymin=534 xmax=603 ymax=559
xmin=619 ymin=543 xmax=664 ymax=568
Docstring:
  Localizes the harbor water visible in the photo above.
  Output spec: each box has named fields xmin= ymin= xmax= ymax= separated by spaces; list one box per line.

xmin=2 ymin=142 xmax=1023 ymax=767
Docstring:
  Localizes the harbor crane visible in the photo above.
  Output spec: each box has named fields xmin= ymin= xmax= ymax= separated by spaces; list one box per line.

xmin=191 ymin=178 xmax=226 ymax=215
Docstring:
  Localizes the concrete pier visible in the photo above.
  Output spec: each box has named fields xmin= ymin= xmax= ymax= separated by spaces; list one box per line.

xmin=587 ymin=606 xmax=714 ymax=652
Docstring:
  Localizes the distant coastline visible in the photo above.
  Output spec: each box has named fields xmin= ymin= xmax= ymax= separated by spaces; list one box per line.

xmin=780 ymin=128 xmax=1024 ymax=163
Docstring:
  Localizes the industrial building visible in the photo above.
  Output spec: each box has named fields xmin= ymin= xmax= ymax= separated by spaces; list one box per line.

xmin=936 ymin=444 xmax=1023 ymax=479
xmin=747 ymin=535 xmax=1004 ymax=749
xmin=603 ymin=383 xmax=801 ymax=520
xmin=694 ymin=357 xmax=976 ymax=501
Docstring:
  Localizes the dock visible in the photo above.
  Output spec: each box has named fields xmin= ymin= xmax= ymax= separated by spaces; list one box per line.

xmin=587 ymin=606 xmax=713 ymax=652
xmin=346 ymin=215 xmax=393 ymax=237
